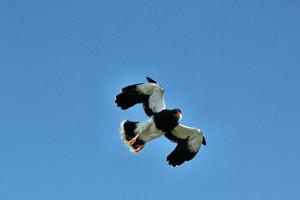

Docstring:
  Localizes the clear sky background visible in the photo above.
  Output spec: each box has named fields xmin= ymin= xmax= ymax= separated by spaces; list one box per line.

xmin=1 ymin=0 xmax=300 ymax=200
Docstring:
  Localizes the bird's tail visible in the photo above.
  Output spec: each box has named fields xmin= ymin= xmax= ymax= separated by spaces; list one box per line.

xmin=120 ymin=120 xmax=146 ymax=153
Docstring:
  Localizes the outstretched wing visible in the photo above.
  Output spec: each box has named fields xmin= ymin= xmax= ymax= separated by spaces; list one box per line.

xmin=115 ymin=77 xmax=166 ymax=116
xmin=165 ymin=124 xmax=206 ymax=167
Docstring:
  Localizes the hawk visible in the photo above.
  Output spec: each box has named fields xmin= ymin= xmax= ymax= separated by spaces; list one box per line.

xmin=115 ymin=77 xmax=206 ymax=167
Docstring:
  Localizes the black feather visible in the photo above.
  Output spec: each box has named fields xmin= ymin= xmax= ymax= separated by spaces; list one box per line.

xmin=202 ymin=136 xmax=207 ymax=145
xmin=143 ymin=103 xmax=154 ymax=117
xmin=153 ymin=110 xmax=179 ymax=132
xmin=122 ymin=83 xmax=142 ymax=92
xmin=123 ymin=121 xmax=145 ymax=149
xmin=146 ymin=77 xmax=157 ymax=83
xmin=123 ymin=121 xmax=138 ymax=141
xmin=164 ymin=132 xmax=181 ymax=143
xmin=116 ymin=83 xmax=155 ymax=116
xmin=115 ymin=89 xmax=149 ymax=110
xmin=115 ymin=79 xmax=164 ymax=116
xmin=166 ymin=137 xmax=197 ymax=167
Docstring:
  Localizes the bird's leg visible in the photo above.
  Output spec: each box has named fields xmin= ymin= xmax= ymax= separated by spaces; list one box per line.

xmin=128 ymin=134 xmax=139 ymax=146
xmin=134 ymin=144 xmax=145 ymax=153
xmin=128 ymin=133 xmax=146 ymax=153
xmin=133 ymin=144 xmax=145 ymax=153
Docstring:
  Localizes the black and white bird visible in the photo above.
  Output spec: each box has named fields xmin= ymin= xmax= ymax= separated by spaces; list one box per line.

xmin=115 ymin=77 xmax=206 ymax=167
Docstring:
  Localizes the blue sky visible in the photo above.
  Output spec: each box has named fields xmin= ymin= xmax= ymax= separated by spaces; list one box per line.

xmin=1 ymin=0 xmax=300 ymax=199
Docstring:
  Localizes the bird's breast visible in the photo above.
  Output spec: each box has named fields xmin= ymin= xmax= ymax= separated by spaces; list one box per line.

xmin=153 ymin=111 xmax=178 ymax=132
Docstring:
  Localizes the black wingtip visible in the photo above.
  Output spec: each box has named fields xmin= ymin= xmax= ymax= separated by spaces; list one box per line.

xmin=146 ymin=77 xmax=157 ymax=83
xmin=202 ymin=136 xmax=207 ymax=146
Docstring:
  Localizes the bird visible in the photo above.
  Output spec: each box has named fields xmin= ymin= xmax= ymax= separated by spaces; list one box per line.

xmin=115 ymin=77 xmax=206 ymax=167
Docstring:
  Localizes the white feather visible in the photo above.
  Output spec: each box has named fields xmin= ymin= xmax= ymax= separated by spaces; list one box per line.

xmin=119 ymin=118 xmax=164 ymax=153
xmin=135 ymin=117 xmax=164 ymax=142
xmin=137 ymin=83 xmax=166 ymax=113
xmin=171 ymin=124 xmax=204 ymax=152
xmin=119 ymin=120 xmax=137 ymax=153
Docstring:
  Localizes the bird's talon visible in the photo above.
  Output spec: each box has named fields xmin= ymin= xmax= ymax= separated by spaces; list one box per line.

xmin=133 ymin=144 xmax=145 ymax=153
xmin=128 ymin=134 xmax=139 ymax=146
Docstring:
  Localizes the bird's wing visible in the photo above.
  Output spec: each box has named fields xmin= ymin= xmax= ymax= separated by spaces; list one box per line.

xmin=165 ymin=124 xmax=206 ymax=167
xmin=115 ymin=77 xmax=166 ymax=116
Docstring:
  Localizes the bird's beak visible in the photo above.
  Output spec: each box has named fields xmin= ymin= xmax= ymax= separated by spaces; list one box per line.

xmin=175 ymin=111 xmax=182 ymax=119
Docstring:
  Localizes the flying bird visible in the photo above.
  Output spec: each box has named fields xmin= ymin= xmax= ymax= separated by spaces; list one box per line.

xmin=115 ymin=77 xmax=206 ymax=167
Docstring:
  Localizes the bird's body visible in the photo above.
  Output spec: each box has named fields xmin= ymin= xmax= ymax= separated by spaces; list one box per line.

xmin=119 ymin=109 xmax=181 ymax=152
xmin=115 ymin=77 xmax=206 ymax=167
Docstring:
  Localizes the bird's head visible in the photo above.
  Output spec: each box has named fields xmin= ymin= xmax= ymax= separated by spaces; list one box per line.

xmin=173 ymin=109 xmax=182 ymax=120
xmin=153 ymin=109 xmax=183 ymax=132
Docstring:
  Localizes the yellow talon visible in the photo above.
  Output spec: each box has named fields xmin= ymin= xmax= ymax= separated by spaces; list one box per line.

xmin=134 ymin=144 xmax=145 ymax=153
xmin=128 ymin=134 xmax=139 ymax=146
